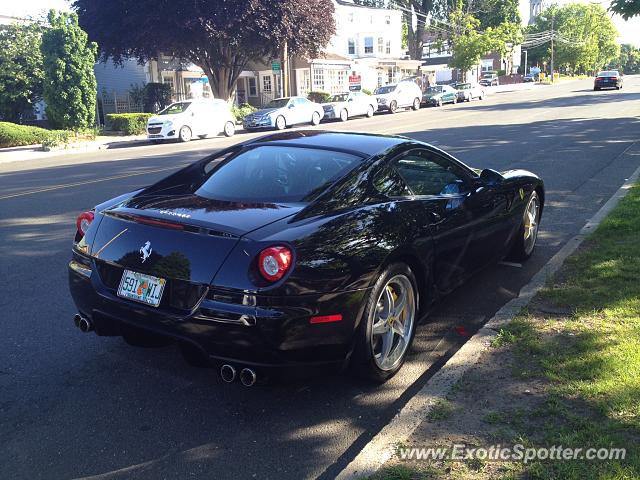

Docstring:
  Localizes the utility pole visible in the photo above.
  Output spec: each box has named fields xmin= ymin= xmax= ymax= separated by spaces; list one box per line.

xmin=523 ymin=49 xmax=528 ymax=75
xmin=281 ymin=41 xmax=290 ymax=97
xmin=550 ymin=13 xmax=555 ymax=82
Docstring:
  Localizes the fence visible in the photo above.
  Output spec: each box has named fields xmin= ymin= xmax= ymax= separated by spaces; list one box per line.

xmin=98 ymin=91 xmax=143 ymax=129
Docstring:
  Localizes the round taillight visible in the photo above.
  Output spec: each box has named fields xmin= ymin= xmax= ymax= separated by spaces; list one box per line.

xmin=76 ymin=211 xmax=95 ymax=237
xmin=258 ymin=246 xmax=292 ymax=282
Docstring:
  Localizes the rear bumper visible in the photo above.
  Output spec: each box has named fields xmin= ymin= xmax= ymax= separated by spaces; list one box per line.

xmin=68 ymin=258 xmax=368 ymax=369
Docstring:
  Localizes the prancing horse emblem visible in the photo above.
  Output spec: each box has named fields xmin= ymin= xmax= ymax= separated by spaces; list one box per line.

xmin=140 ymin=241 xmax=152 ymax=263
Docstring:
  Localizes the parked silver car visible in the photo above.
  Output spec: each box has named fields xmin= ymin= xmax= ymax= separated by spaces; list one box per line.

xmin=243 ymin=96 xmax=324 ymax=130
xmin=321 ymin=91 xmax=377 ymax=121
xmin=454 ymin=82 xmax=485 ymax=102
xmin=374 ymin=81 xmax=422 ymax=113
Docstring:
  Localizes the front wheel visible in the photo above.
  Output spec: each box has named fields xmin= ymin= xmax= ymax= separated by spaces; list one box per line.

xmin=351 ymin=263 xmax=418 ymax=382
xmin=179 ymin=126 xmax=192 ymax=142
xmin=223 ymin=121 xmax=235 ymax=137
xmin=389 ymin=100 xmax=398 ymax=114
xmin=275 ymin=115 xmax=286 ymax=130
xmin=366 ymin=104 xmax=375 ymax=117
xmin=340 ymin=109 xmax=348 ymax=122
xmin=437 ymin=98 xmax=443 ymax=107
xmin=412 ymin=98 xmax=420 ymax=110
xmin=311 ymin=111 xmax=321 ymax=126
xmin=508 ymin=191 xmax=541 ymax=261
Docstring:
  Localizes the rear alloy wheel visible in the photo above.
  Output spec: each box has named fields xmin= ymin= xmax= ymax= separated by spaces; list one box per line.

xmin=223 ymin=121 xmax=235 ymax=137
xmin=311 ymin=111 xmax=321 ymax=126
xmin=352 ymin=263 xmax=418 ymax=382
xmin=437 ymin=98 xmax=443 ymax=107
xmin=412 ymin=98 xmax=420 ymax=110
xmin=340 ymin=109 xmax=349 ymax=122
xmin=179 ymin=126 xmax=192 ymax=142
xmin=389 ymin=100 xmax=398 ymax=114
xmin=275 ymin=115 xmax=286 ymax=130
xmin=366 ymin=105 xmax=375 ymax=117
xmin=509 ymin=191 xmax=541 ymax=261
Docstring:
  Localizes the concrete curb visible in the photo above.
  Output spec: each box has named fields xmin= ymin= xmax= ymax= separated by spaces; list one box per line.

xmin=334 ymin=142 xmax=640 ymax=480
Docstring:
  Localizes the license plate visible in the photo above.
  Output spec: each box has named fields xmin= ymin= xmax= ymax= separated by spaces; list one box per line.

xmin=117 ymin=270 xmax=166 ymax=307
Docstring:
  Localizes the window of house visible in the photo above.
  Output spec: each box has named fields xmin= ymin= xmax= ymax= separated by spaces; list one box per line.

xmin=386 ymin=40 xmax=392 ymax=54
xmin=313 ymin=68 xmax=325 ymax=91
xmin=248 ymin=77 xmax=257 ymax=96
xmin=348 ymin=38 xmax=355 ymax=55
xmin=298 ymin=69 xmax=311 ymax=97
xmin=364 ymin=37 xmax=373 ymax=54
xmin=262 ymin=75 xmax=272 ymax=93
xmin=378 ymin=37 xmax=384 ymax=54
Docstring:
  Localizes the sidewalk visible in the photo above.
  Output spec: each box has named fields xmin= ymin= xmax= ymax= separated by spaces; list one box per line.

xmin=0 ymin=134 xmax=149 ymax=165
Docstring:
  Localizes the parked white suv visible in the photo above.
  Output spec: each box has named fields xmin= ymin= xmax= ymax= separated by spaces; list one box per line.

xmin=374 ymin=81 xmax=422 ymax=113
xmin=146 ymin=99 xmax=236 ymax=142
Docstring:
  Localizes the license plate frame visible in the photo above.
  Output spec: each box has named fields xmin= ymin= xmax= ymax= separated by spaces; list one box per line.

xmin=117 ymin=269 xmax=166 ymax=307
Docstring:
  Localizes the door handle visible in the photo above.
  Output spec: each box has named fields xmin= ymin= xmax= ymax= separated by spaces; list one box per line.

xmin=430 ymin=211 xmax=442 ymax=222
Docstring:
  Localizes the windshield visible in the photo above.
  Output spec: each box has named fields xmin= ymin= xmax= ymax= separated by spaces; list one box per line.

xmin=196 ymin=146 xmax=361 ymax=202
xmin=158 ymin=102 xmax=192 ymax=115
xmin=597 ymin=71 xmax=619 ymax=77
xmin=329 ymin=94 xmax=349 ymax=102
xmin=426 ymin=86 xmax=443 ymax=94
xmin=265 ymin=98 xmax=290 ymax=108
xmin=455 ymin=84 xmax=470 ymax=90
xmin=375 ymin=85 xmax=396 ymax=94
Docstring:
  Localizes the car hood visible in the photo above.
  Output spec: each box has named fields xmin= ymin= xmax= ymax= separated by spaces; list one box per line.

xmin=148 ymin=114 xmax=181 ymax=125
xmin=89 ymin=194 xmax=303 ymax=283
xmin=322 ymin=102 xmax=345 ymax=109
xmin=248 ymin=108 xmax=281 ymax=118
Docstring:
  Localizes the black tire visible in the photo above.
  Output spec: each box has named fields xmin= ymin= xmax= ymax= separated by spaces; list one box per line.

xmin=366 ymin=104 xmax=375 ymax=117
xmin=311 ymin=111 xmax=321 ymax=125
xmin=351 ymin=263 xmax=419 ymax=383
xmin=340 ymin=109 xmax=348 ymax=122
xmin=508 ymin=190 xmax=541 ymax=262
xmin=412 ymin=98 xmax=420 ymax=110
xmin=594 ymin=87 xmax=600 ymax=91
xmin=437 ymin=99 xmax=443 ymax=107
xmin=389 ymin=100 xmax=398 ymax=114
xmin=275 ymin=115 xmax=286 ymax=130
xmin=223 ymin=121 xmax=235 ymax=137
xmin=453 ymin=97 xmax=457 ymax=104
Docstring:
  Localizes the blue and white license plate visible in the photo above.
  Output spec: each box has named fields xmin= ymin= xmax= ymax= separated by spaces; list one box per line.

xmin=117 ymin=270 xmax=166 ymax=307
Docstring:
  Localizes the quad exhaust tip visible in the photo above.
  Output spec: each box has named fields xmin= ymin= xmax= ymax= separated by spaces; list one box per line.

xmin=74 ymin=314 xmax=93 ymax=333
xmin=240 ymin=368 xmax=257 ymax=387
xmin=220 ymin=364 xmax=237 ymax=383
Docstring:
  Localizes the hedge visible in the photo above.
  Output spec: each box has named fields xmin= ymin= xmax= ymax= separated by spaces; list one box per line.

xmin=231 ymin=103 xmax=257 ymax=123
xmin=0 ymin=122 xmax=71 ymax=148
xmin=107 ymin=113 xmax=154 ymax=135
xmin=307 ymin=91 xmax=332 ymax=103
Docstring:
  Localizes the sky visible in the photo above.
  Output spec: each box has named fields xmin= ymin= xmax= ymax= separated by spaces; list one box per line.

xmin=3 ymin=0 xmax=640 ymax=46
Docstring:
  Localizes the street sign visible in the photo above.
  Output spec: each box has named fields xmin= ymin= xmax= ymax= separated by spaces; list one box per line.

xmin=271 ymin=61 xmax=281 ymax=73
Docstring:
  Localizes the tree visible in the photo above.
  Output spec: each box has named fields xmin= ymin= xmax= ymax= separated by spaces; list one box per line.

xmin=527 ymin=4 xmax=619 ymax=75
xmin=610 ymin=0 xmax=640 ymax=20
xmin=74 ymin=0 xmax=336 ymax=102
xmin=41 ymin=10 xmax=97 ymax=129
xmin=466 ymin=0 xmax=520 ymax=30
xmin=620 ymin=44 xmax=640 ymax=73
xmin=0 ymin=22 xmax=44 ymax=123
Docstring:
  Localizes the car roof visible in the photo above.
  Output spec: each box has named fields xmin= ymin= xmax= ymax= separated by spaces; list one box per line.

xmin=245 ymin=130 xmax=409 ymax=157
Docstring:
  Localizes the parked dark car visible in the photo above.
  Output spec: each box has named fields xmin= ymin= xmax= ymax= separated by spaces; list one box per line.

xmin=594 ymin=70 xmax=623 ymax=90
xmin=69 ymin=131 xmax=544 ymax=384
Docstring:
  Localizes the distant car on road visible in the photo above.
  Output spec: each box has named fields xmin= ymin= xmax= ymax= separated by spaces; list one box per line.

xmin=374 ymin=82 xmax=422 ymax=113
xmin=243 ymin=97 xmax=324 ymax=130
xmin=594 ymin=71 xmax=623 ymax=91
xmin=479 ymin=73 xmax=499 ymax=87
xmin=321 ymin=91 xmax=377 ymax=122
xmin=454 ymin=82 xmax=485 ymax=102
xmin=422 ymin=85 xmax=458 ymax=107
xmin=146 ymin=99 xmax=235 ymax=143
xmin=523 ymin=74 xmax=536 ymax=83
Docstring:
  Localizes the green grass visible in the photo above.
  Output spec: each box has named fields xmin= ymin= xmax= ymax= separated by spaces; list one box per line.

xmin=372 ymin=182 xmax=640 ymax=480
xmin=426 ymin=399 xmax=455 ymax=421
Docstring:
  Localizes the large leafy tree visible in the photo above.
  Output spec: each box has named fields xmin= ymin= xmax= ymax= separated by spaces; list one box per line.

xmin=0 ymin=22 xmax=44 ymax=123
xmin=527 ymin=3 xmax=619 ymax=75
xmin=610 ymin=0 xmax=640 ymax=20
xmin=466 ymin=0 xmax=520 ymax=29
xmin=41 ymin=10 xmax=97 ymax=129
xmin=620 ymin=43 xmax=640 ymax=73
xmin=74 ymin=0 xmax=336 ymax=101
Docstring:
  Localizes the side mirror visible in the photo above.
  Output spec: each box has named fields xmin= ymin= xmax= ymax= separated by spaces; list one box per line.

xmin=479 ymin=168 xmax=504 ymax=186
xmin=348 ymin=98 xmax=353 ymax=102
xmin=288 ymin=104 xmax=294 ymax=109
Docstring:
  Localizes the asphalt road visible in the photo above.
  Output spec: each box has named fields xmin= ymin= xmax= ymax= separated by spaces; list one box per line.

xmin=1 ymin=77 xmax=639 ymax=480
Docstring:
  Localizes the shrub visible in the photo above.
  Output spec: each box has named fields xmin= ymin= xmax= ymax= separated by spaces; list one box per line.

xmin=307 ymin=91 xmax=331 ymax=103
xmin=361 ymin=88 xmax=372 ymax=95
xmin=41 ymin=130 xmax=71 ymax=150
xmin=107 ymin=113 xmax=154 ymax=135
xmin=143 ymin=83 xmax=173 ymax=112
xmin=231 ymin=103 xmax=257 ymax=123
xmin=0 ymin=121 xmax=49 ymax=147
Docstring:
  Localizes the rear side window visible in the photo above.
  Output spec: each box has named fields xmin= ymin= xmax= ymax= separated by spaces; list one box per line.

xmin=196 ymin=146 xmax=361 ymax=202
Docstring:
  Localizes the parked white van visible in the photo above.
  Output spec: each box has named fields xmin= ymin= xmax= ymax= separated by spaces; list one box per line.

xmin=146 ymin=99 xmax=236 ymax=142
xmin=373 ymin=81 xmax=422 ymax=113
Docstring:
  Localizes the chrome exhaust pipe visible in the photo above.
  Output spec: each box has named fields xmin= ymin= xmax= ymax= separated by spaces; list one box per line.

xmin=239 ymin=368 xmax=257 ymax=387
xmin=220 ymin=364 xmax=237 ymax=383
xmin=74 ymin=314 xmax=93 ymax=333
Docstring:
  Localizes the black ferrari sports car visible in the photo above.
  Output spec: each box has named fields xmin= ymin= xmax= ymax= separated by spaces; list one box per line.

xmin=69 ymin=131 xmax=543 ymax=384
